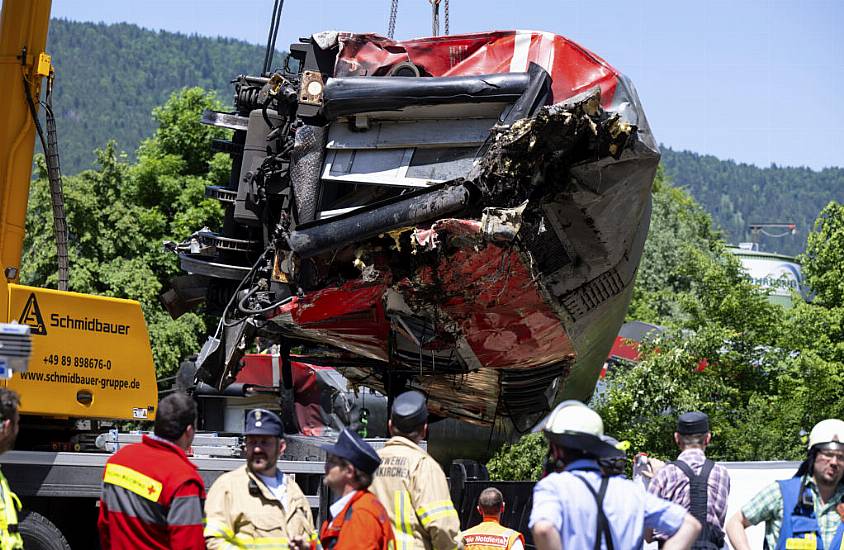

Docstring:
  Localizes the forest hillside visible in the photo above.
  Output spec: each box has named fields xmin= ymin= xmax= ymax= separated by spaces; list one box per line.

xmin=46 ymin=19 xmax=843 ymax=256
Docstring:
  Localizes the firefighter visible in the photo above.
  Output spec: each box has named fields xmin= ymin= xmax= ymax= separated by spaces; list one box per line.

xmin=370 ymin=390 xmax=460 ymax=550
xmin=97 ymin=392 xmax=206 ymax=550
xmin=292 ymin=428 xmax=395 ymax=550
xmin=529 ymin=400 xmax=702 ymax=550
xmin=725 ymin=418 xmax=844 ymax=550
xmin=459 ymin=487 xmax=524 ymax=550
xmin=204 ymin=408 xmax=317 ymax=549
xmin=0 ymin=389 xmax=22 ymax=550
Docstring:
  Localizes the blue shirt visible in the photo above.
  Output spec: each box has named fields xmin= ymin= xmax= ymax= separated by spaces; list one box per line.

xmin=529 ymin=459 xmax=687 ymax=549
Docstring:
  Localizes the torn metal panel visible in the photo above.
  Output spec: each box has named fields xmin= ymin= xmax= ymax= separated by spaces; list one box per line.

xmin=169 ymin=29 xmax=659 ymax=430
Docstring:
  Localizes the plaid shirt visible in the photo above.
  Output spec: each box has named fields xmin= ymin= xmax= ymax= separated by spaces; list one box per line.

xmin=742 ymin=476 xmax=844 ymax=550
xmin=647 ymin=448 xmax=730 ymax=540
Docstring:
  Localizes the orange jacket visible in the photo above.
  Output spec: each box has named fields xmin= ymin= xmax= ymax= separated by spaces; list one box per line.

xmin=319 ymin=490 xmax=396 ymax=550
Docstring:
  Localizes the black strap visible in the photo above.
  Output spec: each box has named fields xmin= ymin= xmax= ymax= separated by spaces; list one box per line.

xmin=670 ymin=459 xmax=713 ymax=530
xmin=671 ymin=459 xmax=725 ymax=548
xmin=574 ymin=474 xmax=615 ymax=550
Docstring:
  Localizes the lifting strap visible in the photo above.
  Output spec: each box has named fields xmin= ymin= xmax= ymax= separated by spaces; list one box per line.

xmin=574 ymin=475 xmax=615 ymax=550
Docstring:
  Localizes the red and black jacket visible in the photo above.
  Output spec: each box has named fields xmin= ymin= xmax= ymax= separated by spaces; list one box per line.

xmin=97 ymin=435 xmax=206 ymax=550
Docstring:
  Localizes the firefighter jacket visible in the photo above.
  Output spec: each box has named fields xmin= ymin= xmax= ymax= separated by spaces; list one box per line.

xmin=204 ymin=464 xmax=317 ymax=549
xmin=369 ymin=436 xmax=460 ymax=550
xmin=460 ymin=518 xmax=524 ymax=550
xmin=97 ymin=435 xmax=206 ymax=550
xmin=0 ymin=467 xmax=22 ymax=550
xmin=318 ymin=490 xmax=396 ymax=550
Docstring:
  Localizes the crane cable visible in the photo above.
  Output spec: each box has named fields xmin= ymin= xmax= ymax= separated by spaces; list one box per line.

xmin=388 ymin=0 xmax=399 ymax=39
xmin=387 ymin=0 xmax=449 ymax=39
xmin=262 ymin=0 xmax=284 ymax=75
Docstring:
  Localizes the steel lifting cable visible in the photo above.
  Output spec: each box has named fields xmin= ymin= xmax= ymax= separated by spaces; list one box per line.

xmin=23 ymin=72 xmax=69 ymax=291
xmin=388 ymin=0 xmax=399 ymax=39
xmin=263 ymin=0 xmax=284 ymax=75
xmin=389 ymin=0 xmax=449 ymax=38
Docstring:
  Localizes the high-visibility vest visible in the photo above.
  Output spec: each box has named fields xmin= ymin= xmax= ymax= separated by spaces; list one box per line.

xmin=0 ymin=468 xmax=23 ymax=550
xmin=460 ymin=519 xmax=523 ymax=550
xmin=773 ymin=477 xmax=844 ymax=550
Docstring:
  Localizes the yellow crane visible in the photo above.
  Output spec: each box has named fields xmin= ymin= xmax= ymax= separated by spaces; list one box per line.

xmin=0 ymin=0 xmax=157 ymax=425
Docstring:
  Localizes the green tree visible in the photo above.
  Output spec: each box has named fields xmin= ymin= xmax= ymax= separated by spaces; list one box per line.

xmin=800 ymin=201 xmax=844 ymax=308
xmin=626 ymin=167 xmax=722 ymax=324
xmin=22 ymin=87 xmax=227 ymax=377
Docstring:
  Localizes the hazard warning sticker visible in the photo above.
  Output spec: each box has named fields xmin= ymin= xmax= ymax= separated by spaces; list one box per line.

xmin=18 ymin=293 xmax=47 ymax=335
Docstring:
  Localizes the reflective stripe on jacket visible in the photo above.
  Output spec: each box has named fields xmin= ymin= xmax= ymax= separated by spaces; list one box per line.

xmin=204 ymin=464 xmax=316 ymax=549
xmin=0 ymin=468 xmax=22 ymax=550
xmin=460 ymin=519 xmax=524 ymax=550
xmin=369 ymin=437 xmax=460 ymax=550
xmin=318 ymin=490 xmax=396 ymax=550
xmin=97 ymin=435 xmax=206 ymax=550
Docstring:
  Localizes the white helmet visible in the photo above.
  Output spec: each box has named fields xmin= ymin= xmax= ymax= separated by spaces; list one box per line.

xmin=808 ymin=418 xmax=844 ymax=450
xmin=543 ymin=400 xmax=604 ymax=437
xmin=539 ymin=400 xmax=621 ymax=458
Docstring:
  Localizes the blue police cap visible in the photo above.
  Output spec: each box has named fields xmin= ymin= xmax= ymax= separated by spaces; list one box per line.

xmin=677 ymin=411 xmax=709 ymax=435
xmin=320 ymin=428 xmax=381 ymax=475
xmin=391 ymin=390 xmax=428 ymax=432
xmin=244 ymin=408 xmax=285 ymax=437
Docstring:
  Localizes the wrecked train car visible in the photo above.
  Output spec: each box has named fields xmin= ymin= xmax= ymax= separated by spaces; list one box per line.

xmin=165 ymin=30 xmax=658 ymax=433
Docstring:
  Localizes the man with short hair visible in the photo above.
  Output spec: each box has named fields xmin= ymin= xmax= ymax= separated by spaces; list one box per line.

xmin=292 ymin=428 xmax=395 ymax=549
xmin=370 ymin=390 xmax=460 ymax=550
xmin=205 ymin=408 xmax=317 ymax=549
xmin=647 ymin=411 xmax=730 ymax=549
xmin=726 ymin=418 xmax=844 ymax=550
xmin=530 ymin=400 xmax=702 ymax=550
xmin=98 ymin=392 xmax=206 ymax=550
xmin=460 ymin=487 xmax=524 ymax=550
xmin=0 ymin=389 xmax=23 ymax=550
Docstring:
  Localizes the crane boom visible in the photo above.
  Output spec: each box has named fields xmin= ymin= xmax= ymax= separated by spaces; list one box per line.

xmin=0 ymin=0 xmax=52 ymax=318
xmin=0 ymin=0 xmax=158 ymax=420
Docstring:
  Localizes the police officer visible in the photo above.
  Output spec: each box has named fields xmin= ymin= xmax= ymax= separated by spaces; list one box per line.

xmin=98 ymin=392 xmax=206 ymax=549
xmin=204 ymin=408 xmax=317 ymax=549
xmin=292 ymin=428 xmax=395 ymax=550
xmin=460 ymin=487 xmax=524 ymax=550
xmin=0 ymin=389 xmax=22 ymax=550
xmin=530 ymin=400 xmax=702 ymax=550
xmin=726 ymin=418 xmax=844 ymax=550
xmin=369 ymin=390 xmax=460 ymax=550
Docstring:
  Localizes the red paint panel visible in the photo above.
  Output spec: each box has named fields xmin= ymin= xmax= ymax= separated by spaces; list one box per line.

xmin=609 ymin=336 xmax=641 ymax=363
xmin=435 ymin=244 xmax=574 ymax=369
xmin=284 ymin=281 xmax=392 ymax=360
xmin=335 ymin=30 xmax=620 ymax=107
xmin=236 ymin=355 xmax=329 ymax=436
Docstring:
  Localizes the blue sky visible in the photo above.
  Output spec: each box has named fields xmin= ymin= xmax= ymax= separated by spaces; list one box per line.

xmin=51 ymin=0 xmax=843 ymax=170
